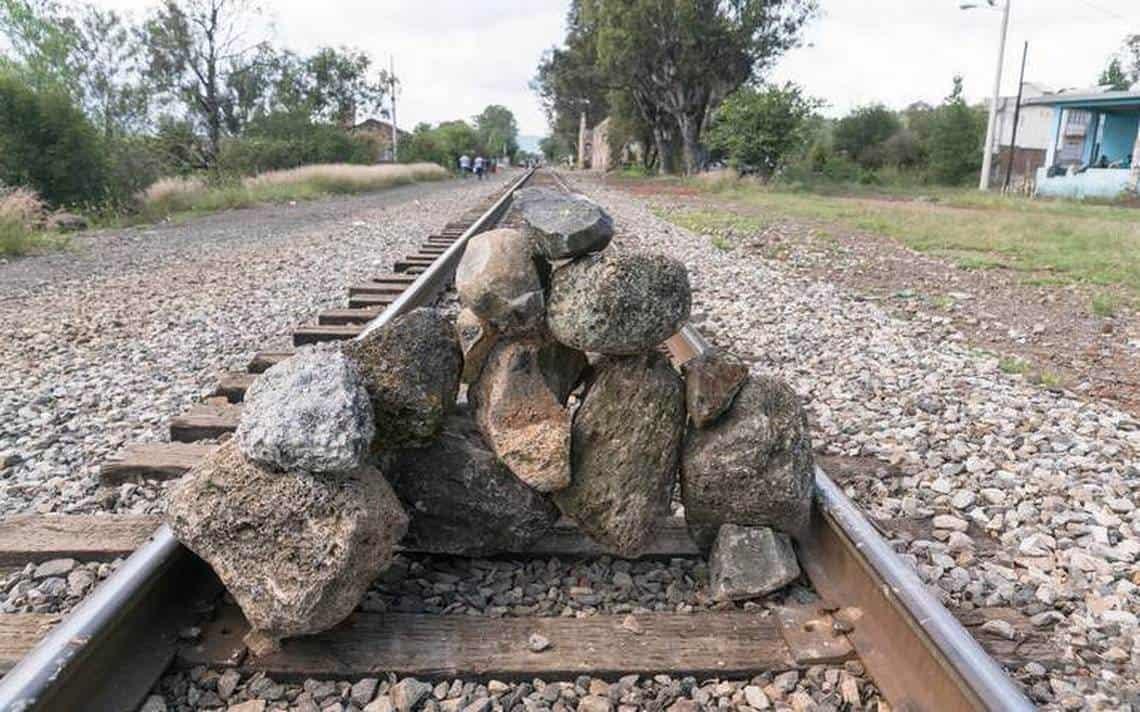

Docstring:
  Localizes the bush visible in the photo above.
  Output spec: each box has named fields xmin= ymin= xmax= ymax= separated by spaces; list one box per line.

xmin=0 ymin=73 xmax=106 ymax=206
xmin=0 ymin=186 xmax=62 ymax=256
xmin=706 ymin=83 xmax=820 ymax=179
xmin=833 ymin=105 xmax=902 ymax=169
xmin=928 ymin=78 xmax=986 ymax=185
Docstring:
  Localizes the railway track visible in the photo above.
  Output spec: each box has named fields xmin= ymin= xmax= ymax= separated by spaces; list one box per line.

xmin=0 ymin=168 xmax=1035 ymax=711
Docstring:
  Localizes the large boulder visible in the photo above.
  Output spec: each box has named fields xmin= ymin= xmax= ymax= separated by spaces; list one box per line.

xmin=553 ymin=353 xmax=686 ymax=557
xmin=469 ymin=338 xmax=586 ymax=492
xmin=455 ymin=228 xmax=544 ymax=332
xmin=341 ymin=308 xmax=461 ymax=450
xmin=236 ymin=347 xmax=374 ymax=473
xmin=456 ymin=308 xmax=500 ymax=384
xmin=165 ymin=441 xmax=408 ymax=645
xmin=709 ymin=524 xmax=801 ymax=601
xmin=520 ymin=193 xmax=614 ymax=259
xmin=681 ymin=376 xmax=814 ymax=549
xmin=383 ymin=413 xmax=560 ymax=555
xmin=546 ymin=252 xmax=691 ymax=355
xmin=681 ymin=349 xmax=749 ymax=429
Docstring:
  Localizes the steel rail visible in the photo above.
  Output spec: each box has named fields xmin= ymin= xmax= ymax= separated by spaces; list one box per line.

xmin=0 ymin=168 xmax=537 ymax=712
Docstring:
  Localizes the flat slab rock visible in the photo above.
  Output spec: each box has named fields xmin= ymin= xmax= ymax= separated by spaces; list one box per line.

xmin=710 ymin=524 xmax=801 ymax=601
xmin=520 ymin=192 xmax=614 ymax=259
xmin=165 ymin=441 xmax=408 ymax=642
xmin=547 ymin=252 xmax=691 ymax=355
xmin=236 ymin=347 xmax=374 ymax=473
xmin=554 ymin=353 xmax=686 ymax=557
xmin=682 ymin=349 xmax=749 ymax=428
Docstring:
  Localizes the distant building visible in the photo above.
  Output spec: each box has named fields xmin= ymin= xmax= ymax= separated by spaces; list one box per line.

xmin=986 ymin=83 xmax=1056 ymax=189
xmin=350 ymin=119 xmax=410 ymax=163
xmin=1025 ymin=87 xmax=1140 ymax=200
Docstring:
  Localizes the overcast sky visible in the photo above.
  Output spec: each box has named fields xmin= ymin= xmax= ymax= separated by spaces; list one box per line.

xmin=96 ymin=0 xmax=1138 ymax=136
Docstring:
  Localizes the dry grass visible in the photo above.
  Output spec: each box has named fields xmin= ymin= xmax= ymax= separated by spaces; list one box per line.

xmin=136 ymin=162 xmax=449 ymax=222
xmin=0 ymin=187 xmax=66 ymax=256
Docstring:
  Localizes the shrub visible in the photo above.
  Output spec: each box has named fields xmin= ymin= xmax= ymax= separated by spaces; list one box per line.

xmin=928 ymin=78 xmax=986 ymax=185
xmin=0 ymin=73 xmax=106 ymax=206
xmin=833 ymin=104 xmax=902 ymax=169
xmin=706 ymin=83 xmax=821 ymax=179
xmin=0 ymin=186 xmax=60 ymax=256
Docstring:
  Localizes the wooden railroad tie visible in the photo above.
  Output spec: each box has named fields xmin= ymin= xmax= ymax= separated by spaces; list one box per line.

xmin=293 ymin=324 xmax=363 ymax=346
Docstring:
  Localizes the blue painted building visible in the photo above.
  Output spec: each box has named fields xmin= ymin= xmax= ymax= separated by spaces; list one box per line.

xmin=1025 ymin=89 xmax=1140 ymax=200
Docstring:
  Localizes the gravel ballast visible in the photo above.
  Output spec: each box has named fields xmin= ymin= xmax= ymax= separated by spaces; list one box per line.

xmin=574 ymin=174 xmax=1140 ymax=710
xmin=0 ymin=176 xmax=511 ymax=516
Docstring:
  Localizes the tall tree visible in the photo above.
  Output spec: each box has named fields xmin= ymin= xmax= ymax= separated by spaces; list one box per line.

xmin=584 ymin=0 xmax=816 ymax=174
xmin=531 ymin=1 xmax=610 ymax=158
xmin=140 ymin=0 xmax=267 ymax=164
xmin=1099 ymin=57 xmax=1130 ymax=91
xmin=474 ymin=104 xmax=519 ymax=158
xmin=927 ymin=76 xmax=985 ymax=185
xmin=298 ymin=46 xmax=390 ymax=126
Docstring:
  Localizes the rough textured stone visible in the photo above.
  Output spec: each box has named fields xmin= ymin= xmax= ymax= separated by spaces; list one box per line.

xmin=681 ymin=376 xmax=814 ymax=549
xmin=554 ymin=353 xmax=685 ymax=557
xmin=342 ymin=307 xmax=461 ymax=450
xmin=709 ymin=525 xmax=801 ymax=601
xmin=455 ymin=228 xmax=544 ymax=332
xmin=236 ymin=348 xmax=374 ymax=473
xmin=165 ymin=441 xmax=408 ymax=643
xmin=520 ymin=193 xmax=614 ymax=259
xmin=547 ymin=252 xmax=691 ymax=355
xmin=383 ymin=412 xmax=560 ymax=555
xmin=681 ymin=349 xmax=749 ymax=428
xmin=456 ymin=308 xmax=500 ymax=384
xmin=470 ymin=338 xmax=586 ymax=492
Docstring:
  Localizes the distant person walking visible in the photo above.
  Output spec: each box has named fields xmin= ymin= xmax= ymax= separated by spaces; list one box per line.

xmin=459 ymin=154 xmax=471 ymax=176
xmin=474 ymin=155 xmax=486 ymax=180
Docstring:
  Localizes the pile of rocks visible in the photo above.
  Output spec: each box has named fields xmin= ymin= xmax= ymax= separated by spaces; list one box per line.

xmin=164 ymin=186 xmax=816 ymax=652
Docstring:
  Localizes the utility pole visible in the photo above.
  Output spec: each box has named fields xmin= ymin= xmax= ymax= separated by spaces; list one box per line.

xmin=389 ymin=55 xmax=398 ymax=160
xmin=578 ymin=108 xmax=588 ymax=170
xmin=1003 ymin=42 xmax=1029 ymax=193
xmin=978 ymin=0 xmax=1011 ymax=191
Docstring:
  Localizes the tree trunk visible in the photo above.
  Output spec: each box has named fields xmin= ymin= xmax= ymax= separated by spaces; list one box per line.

xmin=676 ymin=112 xmax=704 ymax=175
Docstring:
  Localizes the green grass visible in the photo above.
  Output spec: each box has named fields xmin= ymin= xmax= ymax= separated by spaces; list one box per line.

xmin=710 ymin=235 xmax=732 ymax=251
xmin=0 ymin=216 xmax=68 ymax=257
xmin=1091 ymin=292 xmax=1121 ymax=317
xmin=656 ymin=177 xmax=1140 ymax=296
xmin=998 ymin=357 xmax=1031 ymax=375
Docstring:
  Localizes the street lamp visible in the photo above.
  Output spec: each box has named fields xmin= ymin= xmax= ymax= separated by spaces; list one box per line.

xmin=961 ymin=0 xmax=1011 ymax=191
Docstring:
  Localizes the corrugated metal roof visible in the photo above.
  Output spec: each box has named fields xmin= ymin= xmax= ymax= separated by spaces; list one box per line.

xmin=1024 ymin=89 xmax=1140 ymax=108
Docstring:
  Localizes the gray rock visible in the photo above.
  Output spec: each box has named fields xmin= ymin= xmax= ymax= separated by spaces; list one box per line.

xmin=364 ymin=696 xmax=395 ymax=712
xmin=33 ymin=558 xmax=76 ymax=579
xmin=165 ymin=441 xmax=408 ymax=644
xmin=342 ymin=307 xmax=461 ymax=450
xmin=352 ymin=678 xmax=381 ymax=707
xmin=384 ymin=413 xmax=560 ymax=556
xmin=391 ymin=678 xmax=433 ymax=712
xmin=709 ymin=525 xmax=800 ymax=601
xmin=520 ymin=193 xmax=614 ymax=259
xmin=236 ymin=348 xmax=374 ymax=473
xmin=456 ymin=308 xmax=500 ymax=384
xmin=46 ymin=212 xmax=88 ymax=232
xmin=469 ymin=338 xmax=586 ymax=492
xmin=681 ymin=376 xmax=814 ymax=549
xmin=547 ymin=253 xmax=691 ymax=355
xmin=681 ymin=350 xmax=749 ymax=428
xmin=554 ymin=353 xmax=685 ymax=557
xmin=528 ymin=632 xmax=552 ymax=652
xmin=455 ymin=228 xmax=544 ymax=332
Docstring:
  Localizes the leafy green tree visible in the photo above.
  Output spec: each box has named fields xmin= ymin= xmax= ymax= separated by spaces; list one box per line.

xmin=399 ymin=120 xmax=481 ymax=171
xmin=583 ymin=0 xmax=817 ymax=174
xmin=1099 ymin=57 xmax=1130 ymax=90
xmin=832 ymin=104 xmax=901 ymax=169
xmin=927 ymin=76 xmax=985 ymax=185
xmin=140 ymin=0 xmax=268 ymax=164
xmin=474 ymin=104 xmax=519 ymax=159
xmin=539 ymin=134 xmax=572 ymax=163
xmin=0 ymin=71 xmax=105 ymax=205
xmin=705 ymin=83 xmax=820 ymax=178
xmin=531 ymin=2 xmax=611 ymax=160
